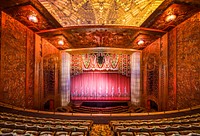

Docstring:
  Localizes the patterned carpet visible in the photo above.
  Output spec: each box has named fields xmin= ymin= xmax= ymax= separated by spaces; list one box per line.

xmin=90 ymin=124 xmax=114 ymax=136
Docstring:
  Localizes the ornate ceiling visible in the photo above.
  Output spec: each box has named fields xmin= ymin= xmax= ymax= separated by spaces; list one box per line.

xmin=38 ymin=0 xmax=164 ymax=27
xmin=38 ymin=25 xmax=165 ymax=50
xmin=1 ymin=0 xmax=200 ymax=50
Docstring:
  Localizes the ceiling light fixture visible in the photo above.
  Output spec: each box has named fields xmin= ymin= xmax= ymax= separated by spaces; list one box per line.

xmin=58 ymin=39 xmax=64 ymax=46
xmin=165 ymin=14 xmax=176 ymax=22
xmin=137 ymin=40 xmax=145 ymax=46
xmin=28 ymin=14 xmax=38 ymax=23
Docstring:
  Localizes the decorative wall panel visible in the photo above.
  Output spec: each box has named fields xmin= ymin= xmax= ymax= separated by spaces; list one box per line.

xmin=0 ymin=12 xmax=35 ymax=108
xmin=1 ymin=12 xmax=27 ymax=107
xmin=0 ymin=12 xmax=2 ymax=90
xmin=142 ymin=39 xmax=160 ymax=110
xmin=26 ymin=29 xmax=35 ymax=109
xmin=168 ymin=29 xmax=177 ymax=110
xmin=176 ymin=12 xmax=200 ymax=109
xmin=42 ymin=39 xmax=60 ymax=57
xmin=160 ymin=33 xmax=168 ymax=110
xmin=41 ymin=38 xmax=60 ymax=108
xmin=71 ymin=53 xmax=131 ymax=76
xmin=43 ymin=55 xmax=56 ymax=97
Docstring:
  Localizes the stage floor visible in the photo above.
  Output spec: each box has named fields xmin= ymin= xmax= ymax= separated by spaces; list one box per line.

xmin=81 ymin=101 xmax=128 ymax=108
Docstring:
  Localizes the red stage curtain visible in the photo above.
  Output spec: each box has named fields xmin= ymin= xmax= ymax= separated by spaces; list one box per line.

xmin=71 ymin=72 xmax=130 ymax=101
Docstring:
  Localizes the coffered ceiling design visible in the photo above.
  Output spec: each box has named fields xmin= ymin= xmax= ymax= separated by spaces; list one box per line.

xmin=38 ymin=0 xmax=164 ymax=26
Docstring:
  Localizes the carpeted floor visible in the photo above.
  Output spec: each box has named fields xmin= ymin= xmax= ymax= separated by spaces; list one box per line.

xmin=90 ymin=124 xmax=114 ymax=136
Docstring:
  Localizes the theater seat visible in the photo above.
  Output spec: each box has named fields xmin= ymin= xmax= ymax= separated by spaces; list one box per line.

xmin=179 ymin=130 xmax=194 ymax=135
xmin=120 ymin=132 xmax=134 ymax=136
xmin=151 ymin=132 xmax=165 ymax=136
xmin=165 ymin=131 xmax=179 ymax=136
xmin=55 ymin=131 xmax=70 ymax=136
xmin=0 ymin=128 xmax=13 ymax=134
xmin=39 ymin=131 xmax=54 ymax=136
xmin=71 ymin=132 xmax=84 ymax=136
xmin=25 ymin=130 xmax=39 ymax=136
xmin=135 ymin=132 xmax=150 ymax=136
xmin=12 ymin=129 xmax=26 ymax=136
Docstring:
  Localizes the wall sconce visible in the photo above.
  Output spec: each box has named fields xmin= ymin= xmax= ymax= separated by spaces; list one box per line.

xmin=137 ymin=39 xmax=145 ymax=46
xmin=58 ymin=39 xmax=64 ymax=46
xmin=165 ymin=14 xmax=176 ymax=22
xmin=28 ymin=14 xmax=38 ymax=23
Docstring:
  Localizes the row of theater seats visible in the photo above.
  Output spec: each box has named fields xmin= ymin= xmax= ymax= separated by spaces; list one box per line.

xmin=109 ymin=113 xmax=200 ymax=136
xmin=0 ymin=112 xmax=93 ymax=136
xmin=72 ymin=106 xmax=129 ymax=114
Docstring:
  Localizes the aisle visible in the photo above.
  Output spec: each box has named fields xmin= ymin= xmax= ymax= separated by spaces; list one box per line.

xmin=90 ymin=124 xmax=114 ymax=136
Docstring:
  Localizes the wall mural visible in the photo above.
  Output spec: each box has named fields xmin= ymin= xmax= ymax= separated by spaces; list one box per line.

xmin=71 ymin=53 xmax=131 ymax=76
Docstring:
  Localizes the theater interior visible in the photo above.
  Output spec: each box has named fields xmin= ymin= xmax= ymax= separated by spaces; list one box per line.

xmin=0 ymin=0 xmax=200 ymax=135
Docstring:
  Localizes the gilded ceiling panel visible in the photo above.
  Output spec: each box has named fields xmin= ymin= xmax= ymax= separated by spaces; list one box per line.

xmin=38 ymin=0 xmax=164 ymax=27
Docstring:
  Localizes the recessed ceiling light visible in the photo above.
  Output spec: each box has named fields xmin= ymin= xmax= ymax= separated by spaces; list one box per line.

xmin=137 ymin=40 xmax=145 ymax=46
xmin=58 ymin=39 xmax=64 ymax=46
xmin=165 ymin=14 xmax=176 ymax=22
xmin=28 ymin=14 xmax=38 ymax=23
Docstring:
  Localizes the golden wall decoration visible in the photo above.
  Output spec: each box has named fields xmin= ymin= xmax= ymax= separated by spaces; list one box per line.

xmin=142 ymin=11 xmax=200 ymax=111
xmin=168 ymin=28 xmax=177 ymax=110
xmin=0 ymin=12 xmax=34 ymax=108
xmin=142 ymin=39 xmax=160 ymax=110
xmin=40 ymin=38 xmax=60 ymax=110
xmin=176 ymin=12 xmax=200 ymax=109
xmin=26 ymin=29 xmax=35 ymax=109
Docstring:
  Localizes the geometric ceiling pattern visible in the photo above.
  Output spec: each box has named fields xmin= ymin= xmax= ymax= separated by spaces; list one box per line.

xmin=39 ymin=0 xmax=164 ymax=27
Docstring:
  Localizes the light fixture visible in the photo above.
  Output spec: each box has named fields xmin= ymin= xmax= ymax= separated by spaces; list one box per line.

xmin=165 ymin=14 xmax=176 ymax=22
xmin=28 ymin=14 xmax=38 ymax=23
xmin=137 ymin=40 xmax=145 ymax=46
xmin=77 ymin=19 xmax=81 ymax=24
xmin=58 ymin=39 xmax=64 ymax=46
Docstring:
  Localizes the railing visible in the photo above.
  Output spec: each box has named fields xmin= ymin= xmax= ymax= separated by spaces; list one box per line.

xmin=0 ymin=101 xmax=200 ymax=117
